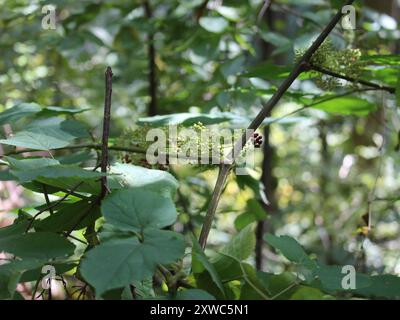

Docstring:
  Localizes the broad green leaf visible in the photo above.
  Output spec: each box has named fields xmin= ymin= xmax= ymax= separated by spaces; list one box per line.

xmin=108 ymin=163 xmax=179 ymax=199
xmin=310 ymin=96 xmax=376 ymax=115
xmin=35 ymin=200 xmax=100 ymax=232
xmin=57 ymin=150 xmax=94 ymax=165
xmin=137 ymin=112 xmax=236 ymax=126
xmin=234 ymin=199 xmax=266 ymax=231
xmin=290 ymin=286 xmax=329 ymax=300
xmin=199 ymin=17 xmax=228 ymax=33
xmin=0 ymin=131 xmax=68 ymax=150
xmin=264 ymin=234 xmax=317 ymax=269
xmin=80 ymin=229 xmax=185 ymax=296
xmin=0 ymin=232 xmax=75 ymax=259
xmin=220 ymin=56 xmax=245 ymax=79
xmin=0 ymin=102 xmax=41 ymax=125
xmin=191 ymin=236 xmax=225 ymax=297
xmin=10 ymin=164 xmax=105 ymax=184
xmin=6 ymin=156 xmax=59 ymax=170
xmin=38 ymin=106 xmax=90 ymax=117
xmin=101 ymin=188 xmax=177 ymax=233
xmin=233 ymin=263 xmax=269 ymax=300
xmin=257 ymin=271 xmax=298 ymax=299
xmin=175 ymin=289 xmax=215 ymax=300
xmin=314 ymin=265 xmax=372 ymax=291
xmin=259 ymin=30 xmax=292 ymax=54
xmin=361 ymin=55 xmax=400 ymax=66
xmin=212 ymin=225 xmax=256 ymax=280
xmin=361 ymin=67 xmax=399 ymax=87
xmin=0 ymin=259 xmax=44 ymax=299
xmin=0 ymin=119 xmax=89 ymax=151
xmin=354 ymin=274 xmax=400 ymax=299
xmin=242 ymin=62 xmax=291 ymax=79
xmin=20 ymin=262 xmax=77 ymax=282
xmin=215 ymin=6 xmax=240 ymax=22
xmin=0 ymin=221 xmax=29 ymax=237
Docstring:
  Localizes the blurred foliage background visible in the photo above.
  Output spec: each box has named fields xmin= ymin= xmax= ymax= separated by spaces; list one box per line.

xmin=1 ymin=0 xmax=400 ymax=298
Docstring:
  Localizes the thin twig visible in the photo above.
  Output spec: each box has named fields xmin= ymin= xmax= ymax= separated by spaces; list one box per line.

xmin=198 ymin=0 xmax=357 ymax=250
xmin=308 ymin=63 xmax=396 ymax=94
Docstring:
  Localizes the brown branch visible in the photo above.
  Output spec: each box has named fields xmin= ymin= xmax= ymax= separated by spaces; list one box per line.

xmin=100 ymin=66 xmax=113 ymax=199
xmin=198 ymin=0 xmax=357 ymax=250
xmin=143 ymin=0 xmax=157 ymax=116
xmin=307 ymin=63 xmax=396 ymax=94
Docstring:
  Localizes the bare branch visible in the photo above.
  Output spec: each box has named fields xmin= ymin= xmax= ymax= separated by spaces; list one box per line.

xmin=307 ymin=63 xmax=396 ymax=94
xmin=100 ymin=66 xmax=113 ymax=199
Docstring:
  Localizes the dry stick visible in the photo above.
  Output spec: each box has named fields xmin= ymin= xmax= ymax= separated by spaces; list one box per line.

xmin=308 ymin=64 xmax=396 ymax=94
xmin=100 ymin=66 xmax=113 ymax=199
xmin=198 ymin=0 xmax=357 ymax=250
xmin=81 ymin=67 xmax=113 ymax=248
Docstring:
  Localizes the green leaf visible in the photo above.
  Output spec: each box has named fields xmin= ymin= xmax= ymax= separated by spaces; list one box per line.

xmin=0 ymin=259 xmax=44 ymax=299
xmin=290 ymin=286 xmax=329 ymax=300
xmin=191 ymin=236 xmax=225 ymax=297
xmin=57 ymin=150 xmax=94 ymax=165
xmin=0 ymin=119 xmax=89 ymax=151
xmin=38 ymin=106 xmax=90 ymax=117
xmin=137 ymin=112 xmax=235 ymax=126
xmin=354 ymin=275 xmax=400 ymax=299
xmin=242 ymin=62 xmax=291 ymax=79
xmin=220 ymin=56 xmax=245 ymax=79
xmin=10 ymin=164 xmax=105 ymax=184
xmin=199 ymin=17 xmax=229 ymax=33
xmin=80 ymin=229 xmax=185 ymax=296
xmin=215 ymin=6 xmax=240 ymax=22
xmin=101 ymin=188 xmax=177 ymax=233
xmin=6 ymin=156 xmax=59 ymax=170
xmin=0 ymin=102 xmax=41 ymax=126
xmin=361 ymin=55 xmax=400 ymax=66
xmin=0 ymin=232 xmax=75 ymax=259
xmin=314 ymin=265 xmax=372 ymax=292
xmin=175 ymin=289 xmax=215 ymax=300
xmin=234 ymin=199 xmax=266 ymax=231
xmin=257 ymin=272 xmax=299 ymax=300
xmin=35 ymin=200 xmax=100 ymax=232
xmin=212 ymin=225 xmax=256 ymax=280
xmin=0 ymin=221 xmax=29 ymax=237
xmin=20 ymin=262 xmax=77 ymax=282
xmin=108 ymin=163 xmax=179 ymax=199
xmin=264 ymin=234 xmax=317 ymax=269
xmin=310 ymin=96 xmax=376 ymax=115
xmin=259 ymin=30 xmax=292 ymax=53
